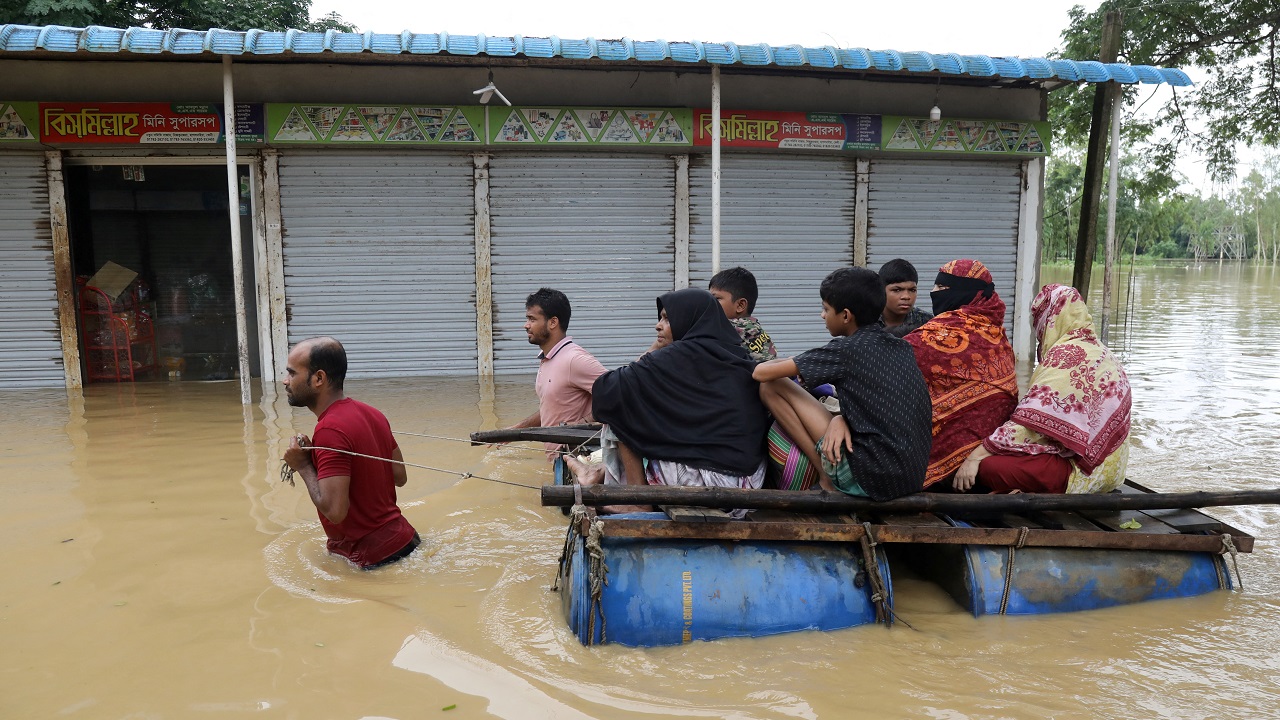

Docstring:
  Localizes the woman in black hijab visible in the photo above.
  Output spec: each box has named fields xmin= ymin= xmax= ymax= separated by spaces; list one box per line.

xmin=591 ymin=288 xmax=769 ymax=500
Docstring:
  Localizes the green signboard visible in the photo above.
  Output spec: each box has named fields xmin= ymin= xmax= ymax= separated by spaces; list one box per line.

xmin=488 ymin=107 xmax=693 ymax=146
xmin=0 ymin=102 xmax=38 ymax=143
xmin=266 ymin=104 xmax=485 ymax=144
xmin=882 ymin=117 xmax=1049 ymax=155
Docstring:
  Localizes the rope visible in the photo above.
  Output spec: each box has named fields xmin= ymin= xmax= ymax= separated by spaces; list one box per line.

xmin=584 ymin=514 xmax=608 ymax=644
xmin=999 ymin=527 xmax=1030 ymax=615
xmin=551 ymin=485 xmax=608 ymax=645
xmin=858 ymin=521 xmax=913 ymax=629
xmin=1220 ymin=533 xmax=1244 ymax=592
xmin=279 ymin=440 xmax=540 ymax=490
xmin=551 ymin=486 xmax=586 ymax=593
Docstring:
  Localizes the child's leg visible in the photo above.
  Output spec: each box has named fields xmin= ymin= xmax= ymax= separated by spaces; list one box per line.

xmin=759 ymin=379 xmax=838 ymax=491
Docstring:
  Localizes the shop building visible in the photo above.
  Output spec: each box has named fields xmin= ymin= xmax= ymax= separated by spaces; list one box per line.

xmin=0 ymin=25 xmax=1192 ymax=392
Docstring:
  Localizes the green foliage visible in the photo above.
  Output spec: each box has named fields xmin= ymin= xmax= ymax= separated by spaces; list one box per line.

xmin=0 ymin=0 xmax=356 ymax=32
xmin=1052 ymin=0 xmax=1280 ymax=185
xmin=1043 ymin=149 xmax=1280 ymax=263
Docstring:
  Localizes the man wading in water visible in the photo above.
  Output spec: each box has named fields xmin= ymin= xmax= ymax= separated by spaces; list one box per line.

xmin=283 ymin=337 xmax=420 ymax=569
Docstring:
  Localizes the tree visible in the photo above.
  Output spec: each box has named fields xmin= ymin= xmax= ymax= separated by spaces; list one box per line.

xmin=0 ymin=0 xmax=356 ymax=32
xmin=1052 ymin=1 xmax=1280 ymax=186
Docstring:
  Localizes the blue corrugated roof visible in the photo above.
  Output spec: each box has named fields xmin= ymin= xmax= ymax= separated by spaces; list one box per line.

xmin=0 ymin=24 xmax=1195 ymax=87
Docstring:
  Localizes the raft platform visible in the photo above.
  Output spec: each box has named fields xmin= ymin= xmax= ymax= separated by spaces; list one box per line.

xmin=550 ymin=479 xmax=1252 ymax=646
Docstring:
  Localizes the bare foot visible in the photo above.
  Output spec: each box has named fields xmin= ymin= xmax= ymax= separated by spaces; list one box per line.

xmin=564 ymin=455 xmax=606 ymax=486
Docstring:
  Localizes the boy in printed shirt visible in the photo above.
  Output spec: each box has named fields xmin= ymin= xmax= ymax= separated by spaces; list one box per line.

xmin=708 ymin=266 xmax=777 ymax=362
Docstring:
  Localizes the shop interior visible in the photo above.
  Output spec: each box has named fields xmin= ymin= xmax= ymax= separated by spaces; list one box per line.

xmin=66 ymin=163 xmax=259 ymax=383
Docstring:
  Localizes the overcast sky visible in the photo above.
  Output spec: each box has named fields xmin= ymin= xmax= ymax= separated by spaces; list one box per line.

xmin=308 ymin=0 xmax=1257 ymax=191
xmin=311 ymin=0 xmax=1092 ymax=57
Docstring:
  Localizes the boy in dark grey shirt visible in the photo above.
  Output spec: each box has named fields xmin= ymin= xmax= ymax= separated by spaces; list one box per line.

xmin=754 ymin=267 xmax=932 ymax=500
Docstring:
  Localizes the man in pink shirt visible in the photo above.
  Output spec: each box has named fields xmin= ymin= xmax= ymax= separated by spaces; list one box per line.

xmin=510 ymin=288 xmax=607 ymax=461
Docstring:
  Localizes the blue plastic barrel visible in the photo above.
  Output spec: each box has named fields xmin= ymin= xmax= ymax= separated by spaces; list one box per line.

xmin=558 ymin=514 xmax=892 ymax=647
xmin=944 ymin=518 xmax=1231 ymax=616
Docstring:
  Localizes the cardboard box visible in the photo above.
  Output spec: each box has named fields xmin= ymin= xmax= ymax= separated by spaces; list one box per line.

xmin=86 ymin=261 xmax=138 ymax=301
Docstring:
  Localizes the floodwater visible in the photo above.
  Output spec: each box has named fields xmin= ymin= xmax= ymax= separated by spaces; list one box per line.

xmin=3 ymin=263 xmax=1279 ymax=719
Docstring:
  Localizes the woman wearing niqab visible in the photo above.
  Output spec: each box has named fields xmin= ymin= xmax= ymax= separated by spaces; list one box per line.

xmin=592 ymin=288 xmax=769 ymax=501
xmin=905 ymin=259 xmax=1019 ymax=489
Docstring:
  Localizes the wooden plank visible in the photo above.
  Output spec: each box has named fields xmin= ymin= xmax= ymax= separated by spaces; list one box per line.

xmin=877 ymin=513 xmax=951 ymax=528
xmin=599 ymin=519 xmax=866 ymax=542
xmin=1078 ymin=507 xmax=1182 ymax=535
xmin=594 ymin=517 xmax=1251 ymax=553
xmin=869 ymin=525 xmax=1243 ymax=553
xmin=993 ymin=514 xmax=1046 ymax=529
xmin=660 ymin=506 xmax=732 ymax=523
xmin=1028 ymin=511 xmax=1103 ymax=532
xmin=1120 ymin=482 xmax=1224 ymax=533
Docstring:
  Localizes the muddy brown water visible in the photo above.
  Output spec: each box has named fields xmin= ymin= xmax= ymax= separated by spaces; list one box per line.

xmin=4 ymin=264 xmax=1279 ymax=719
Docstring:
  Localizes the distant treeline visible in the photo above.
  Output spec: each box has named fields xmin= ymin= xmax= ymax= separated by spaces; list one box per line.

xmin=1043 ymin=149 xmax=1280 ymax=263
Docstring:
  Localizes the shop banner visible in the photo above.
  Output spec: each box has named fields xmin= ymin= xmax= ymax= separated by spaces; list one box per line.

xmin=694 ymin=110 xmax=880 ymax=151
xmin=489 ymin=108 xmax=692 ymax=146
xmin=0 ymin=102 xmax=38 ymax=143
xmin=882 ymin=117 xmax=1049 ymax=155
xmin=692 ymin=110 xmax=1048 ymax=155
xmin=38 ymin=103 xmax=265 ymax=144
xmin=267 ymin=104 xmax=485 ymax=144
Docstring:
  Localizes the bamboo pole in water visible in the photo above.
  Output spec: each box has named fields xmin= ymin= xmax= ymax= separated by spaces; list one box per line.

xmin=541 ymin=484 xmax=1280 ymax=514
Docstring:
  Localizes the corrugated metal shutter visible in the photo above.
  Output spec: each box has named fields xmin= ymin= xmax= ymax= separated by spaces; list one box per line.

xmin=867 ymin=159 xmax=1022 ymax=330
xmin=489 ymin=153 xmax=675 ymax=372
xmin=0 ymin=153 xmax=63 ymax=388
xmin=279 ymin=151 xmax=477 ymax=377
xmin=689 ymin=154 xmax=856 ymax=355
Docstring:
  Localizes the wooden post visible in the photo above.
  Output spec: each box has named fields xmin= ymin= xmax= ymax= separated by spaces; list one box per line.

xmin=473 ymin=153 xmax=493 ymax=378
xmin=853 ymin=158 xmax=869 ymax=267
xmin=1100 ymin=83 xmax=1123 ymax=343
xmin=222 ymin=55 xmax=251 ymax=405
xmin=1013 ymin=159 xmax=1043 ymax=362
xmin=45 ymin=150 xmax=82 ymax=390
xmin=260 ymin=149 xmax=288 ymax=380
xmin=250 ymin=157 xmax=274 ymax=385
xmin=1071 ymin=9 xmax=1122 ymax=301
xmin=711 ymin=65 xmax=722 ymax=275
xmin=673 ymin=154 xmax=690 ymax=289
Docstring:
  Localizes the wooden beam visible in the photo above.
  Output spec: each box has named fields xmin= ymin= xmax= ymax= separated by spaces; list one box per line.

xmin=541 ymin=483 xmax=1280 ymax=517
xmin=472 ymin=425 xmax=600 ymax=446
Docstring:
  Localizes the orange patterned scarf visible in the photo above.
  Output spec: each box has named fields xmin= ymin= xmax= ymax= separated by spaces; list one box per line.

xmin=907 ymin=260 xmax=1018 ymax=486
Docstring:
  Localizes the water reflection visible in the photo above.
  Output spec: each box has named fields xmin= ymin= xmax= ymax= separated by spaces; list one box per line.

xmin=1 ymin=264 xmax=1278 ymax=718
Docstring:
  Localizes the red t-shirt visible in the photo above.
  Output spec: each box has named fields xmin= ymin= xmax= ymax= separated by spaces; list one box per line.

xmin=312 ymin=398 xmax=416 ymax=567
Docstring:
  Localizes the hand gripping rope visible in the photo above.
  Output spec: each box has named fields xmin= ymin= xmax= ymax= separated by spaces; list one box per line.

xmin=279 ymin=435 xmax=539 ymax=490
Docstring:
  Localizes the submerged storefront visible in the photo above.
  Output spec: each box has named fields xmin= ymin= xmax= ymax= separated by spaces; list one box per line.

xmin=0 ymin=25 xmax=1193 ymax=393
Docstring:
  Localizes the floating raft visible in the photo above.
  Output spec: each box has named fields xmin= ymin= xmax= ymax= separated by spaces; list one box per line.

xmin=545 ymin=477 xmax=1254 ymax=647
